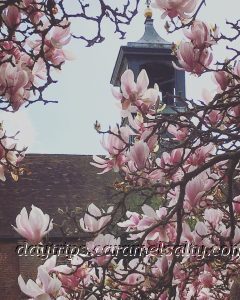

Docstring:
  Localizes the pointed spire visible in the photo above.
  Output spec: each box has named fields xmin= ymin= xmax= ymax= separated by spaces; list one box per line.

xmin=127 ymin=1 xmax=171 ymax=49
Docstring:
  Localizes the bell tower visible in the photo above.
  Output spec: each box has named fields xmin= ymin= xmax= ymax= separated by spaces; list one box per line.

xmin=110 ymin=5 xmax=186 ymax=113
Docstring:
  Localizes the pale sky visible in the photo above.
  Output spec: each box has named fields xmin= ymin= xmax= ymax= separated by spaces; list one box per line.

xmin=0 ymin=0 xmax=239 ymax=155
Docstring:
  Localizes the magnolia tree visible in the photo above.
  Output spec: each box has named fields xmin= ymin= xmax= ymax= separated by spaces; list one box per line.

xmin=0 ymin=0 xmax=139 ymax=180
xmin=7 ymin=0 xmax=240 ymax=299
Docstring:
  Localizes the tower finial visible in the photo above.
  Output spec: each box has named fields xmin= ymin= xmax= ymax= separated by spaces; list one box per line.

xmin=146 ymin=0 xmax=151 ymax=7
xmin=144 ymin=0 xmax=152 ymax=18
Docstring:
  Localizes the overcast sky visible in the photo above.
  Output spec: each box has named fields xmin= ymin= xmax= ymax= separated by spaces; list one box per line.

xmin=0 ymin=0 xmax=239 ymax=155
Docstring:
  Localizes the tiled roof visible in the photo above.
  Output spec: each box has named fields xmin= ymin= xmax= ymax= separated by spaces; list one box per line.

xmin=0 ymin=154 xmax=118 ymax=239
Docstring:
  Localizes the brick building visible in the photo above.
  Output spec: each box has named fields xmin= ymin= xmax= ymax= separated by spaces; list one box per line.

xmin=0 ymin=154 xmax=117 ymax=300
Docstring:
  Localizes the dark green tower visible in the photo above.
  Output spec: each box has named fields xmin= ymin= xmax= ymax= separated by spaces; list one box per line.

xmin=110 ymin=8 xmax=186 ymax=113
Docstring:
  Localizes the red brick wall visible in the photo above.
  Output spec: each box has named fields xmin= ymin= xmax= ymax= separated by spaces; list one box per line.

xmin=0 ymin=241 xmax=20 ymax=300
xmin=0 ymin=241 xmax=46 ymax=299
xmin=0 ymin=239 xmax=88 ymax=299
xmin=19 ymin=254 xmax=42 ymax=282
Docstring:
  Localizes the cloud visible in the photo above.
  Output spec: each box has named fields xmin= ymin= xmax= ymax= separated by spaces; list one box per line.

xmin=0 ymin=111 xmax=36 ymax=151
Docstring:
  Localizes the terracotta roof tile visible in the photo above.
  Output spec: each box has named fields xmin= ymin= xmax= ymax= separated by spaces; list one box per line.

xmin=0 ymin=154 xmax=117 ymax=239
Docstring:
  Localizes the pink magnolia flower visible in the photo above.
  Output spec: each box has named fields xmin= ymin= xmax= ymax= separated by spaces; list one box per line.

xmin=181 ymin=222 xmax=194 ymax=243
xmin=113 ymin=69 xmax=148 ymax=101
xmin=141 ymin=204 xmax=167 ymax=221
xmin=4 ymin=143 xmax=25 ymax=168
xmin=44 ymin=41 xmax=73 ymax=66
xmin=193 ymin=222 xmax=211 ymax=246
xmin=148 ymin=168 xmax=164 ymax=184
xmin=201 ymin=88 xmax=215 ymax=105
xmin=183 ymin=21 xmax=214 ymax=49
xmin=173 ymin=262 xmax=188 ymax=284
xmin=41 ymin=255 xmax=73 ymax=275
xmin=140 ymin=128 xmax=158 ymax=152
xmin=205 ymin=110 xmax=222 ymax=126
xmin=112 ymin=69 xmax=158 ymax=115
xmin=204 ymin=208 xmax=223 ymax=229
xmin=80 ymin=203 xmax=112 ymax=233
xmin=12 ymin=205 xmax=53 ymax=244
xmin=152 ymin=256 xmax=169 ymax=277
xmin=32 ymin=58 xmax=47 ymax=85
xmin=158 ymin=292 xmax=169 ymax=300
xmin=91 ymin=153 xmax=126 ymax=174
xmin=128 ymin=140 xmax=150 ymax=170
xmin=115 ymin=259 xmax=145 ymax=299
xmin=18 ymin=275 xmax=49 ymax=299
xmin=174 ymin=41 xmax=213 ymax=75
xmin=118 ymin=211 xmax=141 ymax=230
xmin=58 ymin=271 xmax=83 ymax=291
xmin=137 ymin=205 xmax=174 ymax=244
xmin=232 ymin=227 xmax=240 ymax=244
xmin=57 ymin=260 xmax=89 ymax=291
xmin=198 ymin=269 xmax=215 ymax=288
xmin=128 ymin=114 xmax=158 ymax=150
xmin=135 ymin=87 xmax=159 ymax=114
xmin=213 ymin=71 xmax=230 ymax=91
xmin=231 ymin=105 xmax=240 ymax=118
xmin=29 ymin=256 xmax=81 ymax=296
xmin=122 ymin=160 xmax=139 ymax=181
xmin=101 ymin=127 xmax=131 ymax=156
xmin=234 ymin=61 xmax=240 ymax=78
xmin=2 ymin=6 xmax=21 ymax=28
xmin=0 ymin=62 xmax=30 ymax=111
xmin=91 ymin=127 xmax=131 ymax=174
xmin=152 ymin=0 xmax=198 ymax=19
xmin=197 ymin=290 xmax=213 ymax=300
xmin=37 ymin=267 xmax=62 ymax=297
xmin=41 ymin=255 xmax=58 ymax=272
xmin=233 ymin=195 xmax=240 ymax=214
xmin=22 ymin=0 xmax=44 ymax=24
xmin=222 ymin=226 xmax=240 ymax=244
xmin=118 ymin=205 xmax=172 ymax=244
xmin=30 ymin=22 xmax=72 ymax=66
xmin=228 ymin=104 xmax=240 ymax=126
xmin=0 ymin=129 xmax=25 ymax=181
xmin=168 ymin=124 xmax=188 ymax=141
xmin=127 ymin=111 xmax=156 ymax=134
xmin=18 ymin=267 xmax=62 ymax=299
xmin=86 ymin=234 xmax=120 ymax=266
xmin=187 ymin=144 xmax=215 ymax=166
xmin=0 ymin=41 xmax=21 ymax=61
xmin=50 ymin=24 xmax=71 ymax=49
xmin=185 ymin=171 xmax=216 ymax=211
xmin=160 ymin=149 xmax=183 ymax=169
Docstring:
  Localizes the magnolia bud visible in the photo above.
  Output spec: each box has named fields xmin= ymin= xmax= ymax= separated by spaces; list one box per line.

xmin=94 ymin=120 xmax=101 ymax=132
